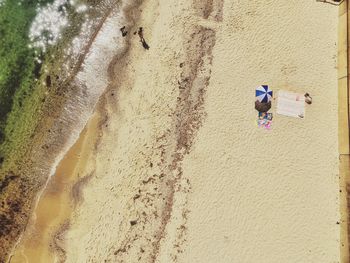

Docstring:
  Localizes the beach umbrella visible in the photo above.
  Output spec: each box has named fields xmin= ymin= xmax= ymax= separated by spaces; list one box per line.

xmin=256 ymin=85 xmax=273 ymax=103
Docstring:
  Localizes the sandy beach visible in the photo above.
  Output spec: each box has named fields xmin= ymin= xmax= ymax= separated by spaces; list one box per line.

xmin=9 ymin=0 xmax=340 ymax=262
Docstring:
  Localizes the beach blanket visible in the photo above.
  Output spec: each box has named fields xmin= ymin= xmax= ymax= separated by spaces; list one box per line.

xmin=276 ymin=90 xmax=305 ymax=118
xmin=257 ymin=112 xmax=273 ymax=130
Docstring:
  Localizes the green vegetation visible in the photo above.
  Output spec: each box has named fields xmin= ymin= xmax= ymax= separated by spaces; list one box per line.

xmin=0 ymin=1 xmax=107 ymax=261
xmin=0 ymin=0 xmax=54 ymax=169
xmin=0 ymin=0 xmax=91 ymax=174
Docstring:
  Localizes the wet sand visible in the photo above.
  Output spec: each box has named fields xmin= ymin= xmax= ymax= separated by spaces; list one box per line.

xmin=10 ymin=112 xmax=101 ymax=263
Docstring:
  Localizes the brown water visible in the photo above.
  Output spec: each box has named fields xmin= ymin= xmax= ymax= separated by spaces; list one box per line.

xmin=10 ymin=114 xmax=99 ymax=263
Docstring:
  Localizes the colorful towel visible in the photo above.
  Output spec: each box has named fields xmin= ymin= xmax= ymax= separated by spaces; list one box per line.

xmin=257 ymin=112 xmax=273 ymax=130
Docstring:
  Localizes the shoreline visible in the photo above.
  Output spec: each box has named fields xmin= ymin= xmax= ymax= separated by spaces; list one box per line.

xmin=6 ymin=0 xmax=145 ymax=261
xmin=0 ymin=0 xmax=144 ymax=261
xmin=9 ymin=109 xmax=102 ymax=262
xmin=61 ymin=1 xmax=340 ymax=262
xmin=3 ymin=1 xmax=342 ymax=262
xmin=52 ymin=0 xmax=220 ymax=261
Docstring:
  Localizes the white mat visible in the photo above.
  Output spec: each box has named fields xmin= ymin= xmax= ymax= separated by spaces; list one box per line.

xmin=276 ymin=90 xmax=305 ymax=118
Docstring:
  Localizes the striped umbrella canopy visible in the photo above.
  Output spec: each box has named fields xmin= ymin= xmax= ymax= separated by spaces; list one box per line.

xmin=255 ymin=85 xmax=273 ymax=103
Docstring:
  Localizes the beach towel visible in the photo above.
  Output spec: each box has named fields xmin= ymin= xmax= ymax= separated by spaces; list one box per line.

xmin=276 ymin=90 xmax=305 ymax=118
xmin=257 ymin=112 xmax=273 ymax=130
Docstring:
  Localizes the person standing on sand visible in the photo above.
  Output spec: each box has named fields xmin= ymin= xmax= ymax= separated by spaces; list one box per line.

xmin=137 ymin=27 xmax=150 ymax=50
xmin=120 ymin=26 xmax=128 ymax=37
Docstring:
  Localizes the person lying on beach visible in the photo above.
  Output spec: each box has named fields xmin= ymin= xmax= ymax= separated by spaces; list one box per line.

xmin=304 ymin=93 xmax=312 ymax=104
xmin=138 ymin=27 xmax=150 ymax=50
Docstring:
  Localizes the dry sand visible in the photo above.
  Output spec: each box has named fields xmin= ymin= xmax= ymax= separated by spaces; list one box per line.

xmin=12 ymin=0 xmax=340 ymax=262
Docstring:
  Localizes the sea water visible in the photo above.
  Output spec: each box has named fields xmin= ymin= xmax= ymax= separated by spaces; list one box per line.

xmin=8 ymin=0 xmax=139 ymax=262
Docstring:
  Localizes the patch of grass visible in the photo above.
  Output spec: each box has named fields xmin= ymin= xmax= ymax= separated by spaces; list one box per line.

xmin=0 ymin=0 xmax=97 ymax=174
xmin=0 ymin=0 xmax=55 ymax=168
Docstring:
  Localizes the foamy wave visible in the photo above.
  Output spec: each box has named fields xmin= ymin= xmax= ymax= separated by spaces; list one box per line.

xmin=29 ymin=0 xmax=70 ymax=51
xmin=29 ymin=0 xmax=91 ymax=52
xmin=76 ymin=12 xmax=125 ymax=97
xmin=32 ymin=0 xmax=134 ymax=180
xmin=8 ymin=1 xmax=141 ymax=261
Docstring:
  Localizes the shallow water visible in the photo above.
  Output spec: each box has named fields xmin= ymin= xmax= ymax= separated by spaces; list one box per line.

xmin=10 ymin=128 xmax=88 ymax=263
xmin=7 ymin=1 xmax=136 ymax=261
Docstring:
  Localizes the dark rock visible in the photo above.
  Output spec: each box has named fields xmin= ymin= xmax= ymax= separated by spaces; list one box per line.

xmin=0 ymin=214 xmax=12 ymax=236
xmin=46 ymin=75 xmax=51 ymax=87
xmin=0 ymin=172 xmax=18 ymax=193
